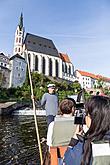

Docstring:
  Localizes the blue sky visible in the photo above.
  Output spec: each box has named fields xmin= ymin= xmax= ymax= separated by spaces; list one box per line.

xmin=0 ymin=0 xmax=110 ymax=77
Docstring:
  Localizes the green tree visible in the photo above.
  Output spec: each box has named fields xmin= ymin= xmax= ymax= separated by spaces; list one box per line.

xmin=97 ymin=78 xmax=105 ymax=88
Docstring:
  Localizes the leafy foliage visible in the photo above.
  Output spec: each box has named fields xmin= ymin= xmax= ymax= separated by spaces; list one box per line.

xmin=0 ymin=71 xmax=82 ymax=102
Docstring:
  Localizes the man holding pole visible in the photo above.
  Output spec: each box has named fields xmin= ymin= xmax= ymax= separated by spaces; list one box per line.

xmin=41 ymin=84 xmax=59 ymax=127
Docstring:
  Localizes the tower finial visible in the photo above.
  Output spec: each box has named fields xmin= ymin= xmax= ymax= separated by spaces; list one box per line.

xmin=19 ymin=12 xmax=23 ymax=30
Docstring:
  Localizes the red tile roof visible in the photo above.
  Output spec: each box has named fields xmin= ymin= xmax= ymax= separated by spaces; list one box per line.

xmin=77 ymin=70 xmax=98 ymax=79
xmin=96 ymin=75 xmax=110 ymax=82
xmin=77 ymin=70 xmax=110 ymax=82
xmin=59 ymin=53 xmax=71 ymax=63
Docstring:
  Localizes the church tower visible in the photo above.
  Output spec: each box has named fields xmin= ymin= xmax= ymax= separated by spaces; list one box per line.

xmin=13 ymin=13 xmax=24 ymax=55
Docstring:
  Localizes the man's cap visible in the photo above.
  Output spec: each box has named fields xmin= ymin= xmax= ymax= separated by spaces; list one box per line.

xmin=47 ymin=84 xmax=55 ymax=88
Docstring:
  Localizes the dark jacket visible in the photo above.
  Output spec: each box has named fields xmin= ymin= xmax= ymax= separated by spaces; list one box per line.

xmin=63 ymin=131 xmax=110 ymax=165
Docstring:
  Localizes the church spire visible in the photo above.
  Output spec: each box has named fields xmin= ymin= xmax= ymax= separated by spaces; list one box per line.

xmin=19 ymin=13 xmax=23 ymax=30
xmin=13 ymin=13 xmax=24 ymax=55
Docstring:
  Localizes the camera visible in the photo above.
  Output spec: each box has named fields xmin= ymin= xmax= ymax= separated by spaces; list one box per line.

xmin=74 ymin=103 xmax=86 ymax=125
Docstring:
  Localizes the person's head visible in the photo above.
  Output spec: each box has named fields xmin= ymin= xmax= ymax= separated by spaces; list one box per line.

xmin=82 ymin=95 xmax=110 ymax=164
xmin=59 ymin=99 xmax=76 ymax=115
xmin=85 ymin=95 xmax=110 ymax=134
xmin=47 ymin=84 xmax=56 ymax=94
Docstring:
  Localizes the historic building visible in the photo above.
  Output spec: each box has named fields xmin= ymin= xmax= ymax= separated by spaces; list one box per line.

xmin=75 ymin=70 xmax=110 ymax=89
xmin=13 ymin=13 xmax=24 ymax=55
xmin=13 ymin=13 xmax=75 ymax=82
xmin=0 ymin=53 xmax=10 ymax=69
xmin=0 ymin=53 xmax=10 ymax=88
xmin=9 ymin=54 xmax=27 ymax=87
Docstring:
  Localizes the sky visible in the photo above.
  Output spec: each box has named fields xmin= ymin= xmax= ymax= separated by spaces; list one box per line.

xmin=0 ymin=0 xmax=110 ymax=77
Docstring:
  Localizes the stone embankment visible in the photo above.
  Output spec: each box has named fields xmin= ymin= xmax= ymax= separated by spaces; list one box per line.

xmin=0 ymin=102 xmax=30 ymax=115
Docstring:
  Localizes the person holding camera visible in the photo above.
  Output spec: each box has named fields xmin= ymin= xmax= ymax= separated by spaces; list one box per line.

xmin=63 ymin=95 xmax=110 ymax=165
xmin=41 ymin=84 xmax=58 ymax=127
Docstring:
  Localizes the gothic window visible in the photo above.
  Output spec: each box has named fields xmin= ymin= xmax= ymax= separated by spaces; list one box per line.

xmin=18 ymin=48 xmax=20 ymax=52
xmin=56 ymin=60 xmax=59 ymax=77
xmin=42 ymin=57 xmax=45 ymax=74
xmin=35 ymin=56 xmax=38 ymax=71
xmin=19 ymin=38 xmax=21 ymax=43
xmin=16 ymin=38 xmax=18 ymax=43
xmin=65 ymin=63 xmax=67 ymax=73
xmin=15 ymin=48 xmax=17 ymax=52
xmin=49 ymin=58 xmax=52 ymax=76
xmin=62 ymin=63 xmax=64 ymax=72
xmin=69 ymin=65 xmax=71 ymax=74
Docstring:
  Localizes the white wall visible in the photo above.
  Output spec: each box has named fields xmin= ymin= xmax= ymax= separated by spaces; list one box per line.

xmin=9 ymin=57 xmax=27 ymax=87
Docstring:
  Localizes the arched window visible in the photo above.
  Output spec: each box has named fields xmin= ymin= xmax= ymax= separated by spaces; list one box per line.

xmin=65 ymin=63 xmax=67 ymax=73
xmin=15 ymin=48 xmax=17 ymax=52
xmin=35 ymin=56 xmax=38 ymax=71
xmin=62 ymin=63 xmax=64 ymax=72
xmin=42 ymin=57 xmax=45 ymax=74
xmin=16 ymin=38 xmax=18 ymax=43
xmin=19 ymin=38 xmax=21 ymax=43
xmin=49 ymin=58 xmax=52 ymax=76
xmin=69 ymin=65 xmax=71 ymax=74
xmin=56 ymin=60 xmax=59 ymax=77
xmin=18 ymin=48 xmax=20 ymax=52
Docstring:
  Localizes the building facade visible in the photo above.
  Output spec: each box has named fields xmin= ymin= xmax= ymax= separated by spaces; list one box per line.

xmin=0 ymin=53 xmax=10 ymax=69
xmin=59 ymin=53 xmax=74 ymax=81
xmin=13 ymin=14 xmax=75 ymax=82
xmin=9 ymin=54 xmax=27 ymax=88
xmin=0 ymin=53 xmax=10 ymax=88
xmin=75 ymin=70 xmax=110 ymax=89
xmin=13 ymin=13 xmax=24 ymax=55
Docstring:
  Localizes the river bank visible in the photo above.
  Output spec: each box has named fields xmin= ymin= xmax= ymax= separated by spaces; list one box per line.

xmin=0 ymin=101 xmax=30 ymax=115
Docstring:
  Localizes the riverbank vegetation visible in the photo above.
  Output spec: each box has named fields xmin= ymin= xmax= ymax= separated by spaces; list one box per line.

xmin=1 ymin=71 xmax=110 ymax=103
xmin=0 ymin=72 xmax=82 ymax=102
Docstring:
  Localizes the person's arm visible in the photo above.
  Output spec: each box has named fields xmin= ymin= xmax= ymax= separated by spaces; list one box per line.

xmin=73 ymin=125 xmax=84 ymax=139
xmin=41 ymin=93 xmax=46 ymax=106
xmin=47 ymin=121 xmax=54 ymax=147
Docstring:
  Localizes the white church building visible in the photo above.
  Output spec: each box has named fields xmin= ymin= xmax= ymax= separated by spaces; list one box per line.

xmin=13 ymin=13 xmax=75 ymax=83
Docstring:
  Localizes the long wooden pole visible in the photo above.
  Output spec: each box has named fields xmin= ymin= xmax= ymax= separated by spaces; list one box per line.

xmin=26 ymin=50 xmax=43 ymax=165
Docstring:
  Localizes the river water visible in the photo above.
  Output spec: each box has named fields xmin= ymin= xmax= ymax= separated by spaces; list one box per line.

xmin=0 ymin=116 xmax=47 ymax=165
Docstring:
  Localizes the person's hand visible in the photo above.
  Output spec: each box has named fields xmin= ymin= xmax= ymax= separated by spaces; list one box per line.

xmin=31 ymin=95 xmax=35 ymax=100
xmin=73 ymin=125 xmax=84 ymax=139
xmin=75 ymin=125 xmax=83 ymax=135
